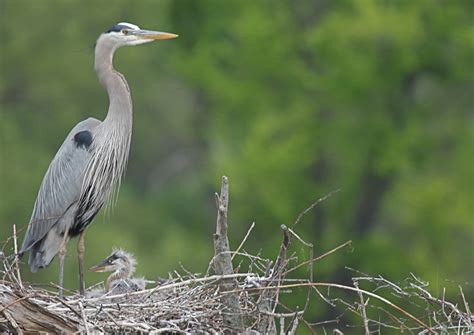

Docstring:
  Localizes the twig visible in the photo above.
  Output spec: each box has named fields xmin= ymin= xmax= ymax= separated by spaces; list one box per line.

xmin=102 ymin=308 xmax=120 ymax=328
xmin=261 ymin=310 xmax=304 ymax=318
xmin=3 ymin=309 xmax=23 ymax=334
xmin=458 ymin=285 xmax=472 ymax=329
xmin=12 ymin=225 xmax=22 ymax=288
xmin=231 ymin=222 xmax=255 ymax=261
xmin=292 ymin=189 xmax=340 ymax=229
xmin=155 ymin=328 xmax=187 ymax=334
xmin=49 ymin=282 xmax=77 ymax=295
xmin=78 ymin=301 xmax=91 ymax=334
xmin=284 ymin=240 xmax=352 ymax=276
xmin=256 ymin=225 xmax=291 ymax=333
xmin=354 ymin=281 xmax=370 ymax=335
xmin=288 ymin=313 xmax=300 ymax=335
xmin=57 ymin=298 xmax=82 ymax=319
xmin=0 ymin=293 xmax=32 ymax=314
xmin=287 ymin=228 xmax=312 ymax=248
xmin=287 ymin=226 xmax=315 ymax=314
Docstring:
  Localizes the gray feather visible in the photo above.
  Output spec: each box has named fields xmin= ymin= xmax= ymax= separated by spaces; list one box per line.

xmin=21 ymin=118 xmax=101 ymax=269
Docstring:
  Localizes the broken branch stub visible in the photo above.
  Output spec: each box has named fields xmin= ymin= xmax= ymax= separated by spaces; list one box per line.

xmin=256 ymin=225 xmax=291 ymax=333
xmin=212 ymin=176 xmax=244 ymax=332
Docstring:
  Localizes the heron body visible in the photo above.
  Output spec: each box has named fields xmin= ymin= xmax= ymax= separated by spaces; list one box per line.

xmin=21 ymin=117 xmax=103 ymax=270
xmin=19 ymin=23 xmax=177 ymax=295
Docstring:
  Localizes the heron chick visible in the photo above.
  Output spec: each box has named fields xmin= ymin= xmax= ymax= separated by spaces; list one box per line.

xmin=89 ymin=249 xmax=146 ymax=295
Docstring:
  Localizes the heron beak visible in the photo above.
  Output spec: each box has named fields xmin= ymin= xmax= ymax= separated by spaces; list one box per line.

xmin=89 ymin=260 xmax=108 ymax=272
xmin=132 ymin=29 xmax=178 ymax=40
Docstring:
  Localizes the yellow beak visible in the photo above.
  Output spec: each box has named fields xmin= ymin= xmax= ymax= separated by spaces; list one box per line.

xmin=133 ymin=29 xmax=178 ymax=40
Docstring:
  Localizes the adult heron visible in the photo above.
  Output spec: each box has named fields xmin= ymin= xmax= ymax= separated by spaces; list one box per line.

xmin=19 ymin=22 xmax=177 ymax=296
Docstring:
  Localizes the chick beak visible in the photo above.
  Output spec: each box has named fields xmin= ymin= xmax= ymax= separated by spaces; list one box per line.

xmin=89 ymin=260 xmax=108 ymax=272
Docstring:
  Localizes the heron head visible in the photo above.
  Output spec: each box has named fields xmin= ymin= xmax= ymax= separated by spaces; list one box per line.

xmin=100 ymin=22 xmax=178 ymax=47
xmin=89 ymin=249 xmax=136 ymax=274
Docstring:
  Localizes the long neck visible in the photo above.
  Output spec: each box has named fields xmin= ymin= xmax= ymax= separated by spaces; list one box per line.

xmin=105 ymin=267 xmax=131 ymax=292
xmin=94 ymin=37 xmax=133 ymax=122
xmin=82 ymin=36 xmax=133 ymax=211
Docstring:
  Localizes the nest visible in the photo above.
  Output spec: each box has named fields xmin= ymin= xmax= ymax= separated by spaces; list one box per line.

xmin=1 ymin=269 xmax=301 ymax=333
xmin=1 ymin=226 xmax=314 ymax=333
xmin=1 ymin=178 xmax=472 ymax=334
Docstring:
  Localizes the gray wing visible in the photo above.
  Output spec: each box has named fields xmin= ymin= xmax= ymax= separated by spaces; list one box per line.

xmin=20 ymin=117 xmax=101 ymax=253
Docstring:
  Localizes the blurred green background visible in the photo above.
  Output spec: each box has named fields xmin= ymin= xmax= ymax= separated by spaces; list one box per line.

xmin=1 ymin=0 xmax=473 ymax=331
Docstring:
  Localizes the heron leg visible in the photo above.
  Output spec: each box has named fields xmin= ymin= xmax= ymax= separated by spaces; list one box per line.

xmin=58 ymin=228 xmax=70 ymax=298
xmin=77 ymin=229 xmax=87 ymax=295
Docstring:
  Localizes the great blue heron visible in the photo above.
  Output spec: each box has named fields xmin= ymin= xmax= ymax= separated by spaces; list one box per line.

xmin=89 ymin=248 xmax=146 ymax=295
xmin=19 ymin=22 xmax=177 ymax=296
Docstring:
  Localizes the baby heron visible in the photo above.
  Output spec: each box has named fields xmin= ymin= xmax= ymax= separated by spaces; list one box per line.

xmin=89 ymin=249 xmax=145 ymax=294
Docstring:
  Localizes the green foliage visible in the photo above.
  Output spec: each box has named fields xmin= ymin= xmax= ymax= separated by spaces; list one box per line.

xmin=1 ymin=0 xmax=473 ymax=331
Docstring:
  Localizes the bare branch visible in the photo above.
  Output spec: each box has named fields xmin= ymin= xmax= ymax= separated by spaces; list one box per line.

xmin=212 ymin=176 xmax=244 ymax=332
xmin=354 ymin=281 xmax=370 ymax=335
xmin=292 ymin=189 xmax=340 ymax=229
xmin=12 ymin=225 xmax=22 ymax=290
xmin=232 ymin=222 xmax=255 ymax=262
xmin=256 ymin=225 xmax=291 ymax=333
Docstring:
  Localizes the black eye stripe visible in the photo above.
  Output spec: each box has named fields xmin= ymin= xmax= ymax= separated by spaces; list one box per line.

xmin=105 ymin=24 xmax=133 ymax=33
xmin=106 ymin=253 xmax=127 ymax=263
xmin=107 ymin=254 xmax=119 ymax=262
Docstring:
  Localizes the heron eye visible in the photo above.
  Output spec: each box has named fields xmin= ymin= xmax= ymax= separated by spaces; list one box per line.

xmin=122 ymin=29 xmax=129 ymax=35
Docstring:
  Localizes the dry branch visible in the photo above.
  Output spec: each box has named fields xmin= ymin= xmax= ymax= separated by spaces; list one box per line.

xmin=256 ymin=225 xmax=291 ymax=333
xmin=212 ymin=176 xmax=244 ymax=332
xmin=0 ymin=287 xmax=78 ymax=333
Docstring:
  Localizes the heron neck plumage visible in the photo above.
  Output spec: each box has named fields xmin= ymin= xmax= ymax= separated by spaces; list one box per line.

xmin=82 ymin=36 xmax=133 ymax=211
xmin=105 ymin=267 xmax=131 ymax=292
xmin=94 ymin=38 xmax=133 ymax=122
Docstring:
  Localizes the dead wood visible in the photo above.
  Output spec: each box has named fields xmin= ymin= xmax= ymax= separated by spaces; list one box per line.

xmin=212 ymin=176 xmax=244 ymax=332
xmin=0 ymin=287 xmax=78 ymax=333
xmin=256 ymin=225 xmax=291 ymax=333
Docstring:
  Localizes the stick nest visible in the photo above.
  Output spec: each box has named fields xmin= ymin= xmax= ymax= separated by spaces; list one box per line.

xmin=0 ymin=226 xmax=312 ymax=333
